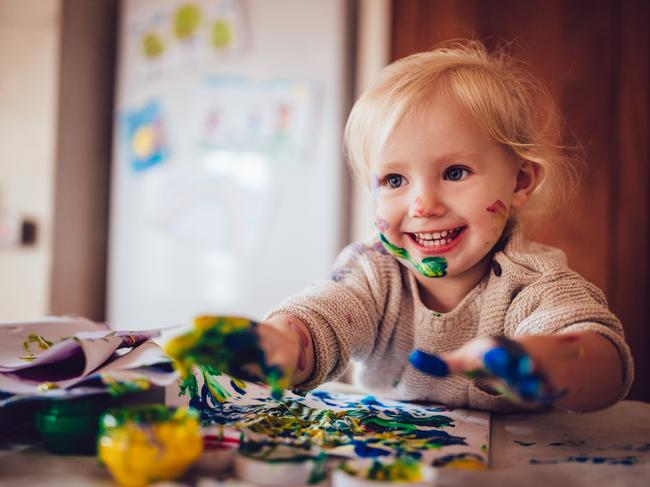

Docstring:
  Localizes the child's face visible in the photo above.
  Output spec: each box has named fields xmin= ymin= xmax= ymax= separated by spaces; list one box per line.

xmin=372 ymin=95 xmax=522 ymax=282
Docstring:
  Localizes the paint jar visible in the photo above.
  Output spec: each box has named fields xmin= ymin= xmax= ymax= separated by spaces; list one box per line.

xmin=332 ymin=458 xmax=437 ymax=487
xmin=234 ymin=443 xmax=328 ymax=486
xmin=35 ymin=396 xmax=116 ymax=455
xmin=97 ymin=404 xmax=202 ymax=487
xmin=194 ymin=427 xmax=240 ymax=474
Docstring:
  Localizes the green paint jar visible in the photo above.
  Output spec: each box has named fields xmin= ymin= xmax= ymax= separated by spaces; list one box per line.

xmin=35 ymin=396 xmax=115 ymax=455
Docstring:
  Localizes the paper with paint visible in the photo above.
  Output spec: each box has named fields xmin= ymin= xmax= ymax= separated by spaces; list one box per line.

xmin=178 ymin=371 xmax=490 ymax=469
xmin=0 ymin=316 xmax=178 ymax=402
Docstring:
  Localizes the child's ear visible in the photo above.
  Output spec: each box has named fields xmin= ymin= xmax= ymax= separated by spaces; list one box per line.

xmin=511 ymin=160 xmax=540 ymax=209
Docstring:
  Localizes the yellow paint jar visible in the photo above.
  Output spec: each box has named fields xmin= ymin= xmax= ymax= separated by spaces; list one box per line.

xmin=98 ymin=405 xmax=202 ymax=487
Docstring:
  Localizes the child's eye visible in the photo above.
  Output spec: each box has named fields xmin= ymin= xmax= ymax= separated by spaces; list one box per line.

xmin=443 ymin=166 xmax=470 ymax=181
xmin=384 ymin=174 xmax=405 ymax=188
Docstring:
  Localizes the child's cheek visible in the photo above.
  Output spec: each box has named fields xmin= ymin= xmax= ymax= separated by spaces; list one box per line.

xmin=375 ymin=214 xmax=390 ymax=233
xmin=370 ymin=175 xmax=381 ymax=204
xmin=485 ymin=199 xmax=508 ymax=239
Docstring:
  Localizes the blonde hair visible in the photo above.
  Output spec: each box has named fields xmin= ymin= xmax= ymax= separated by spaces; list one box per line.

xmin=344 ymin=40 xmax=582 ymax=223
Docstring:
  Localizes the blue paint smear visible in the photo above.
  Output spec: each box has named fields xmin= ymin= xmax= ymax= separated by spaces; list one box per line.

xmin=350 ymin=440 xmax=391 ymax=458
xmin=530 ymin=456 xmax=639 ymax=466
xmin=359 ymin=396 xmax=385 ymax=408
xmin=408 ymin=350 xmax=449 ymax=377
xmin=230 ymin=379 xmax=247 ymax=395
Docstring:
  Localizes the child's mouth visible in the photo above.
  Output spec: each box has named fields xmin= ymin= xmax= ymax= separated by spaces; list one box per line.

xmin=409 ymin=226 xmax=466 ymax=253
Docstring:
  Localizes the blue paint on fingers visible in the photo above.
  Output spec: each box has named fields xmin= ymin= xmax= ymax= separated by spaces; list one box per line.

xmin=408 ymin=350 xmax=450 ymax=377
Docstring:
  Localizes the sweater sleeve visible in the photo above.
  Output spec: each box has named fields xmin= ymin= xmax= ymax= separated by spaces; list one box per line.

xmin=505 ymin=270 xmax=634 ymax=401
xmin=263 ymin=242 xmax=389 ymax=391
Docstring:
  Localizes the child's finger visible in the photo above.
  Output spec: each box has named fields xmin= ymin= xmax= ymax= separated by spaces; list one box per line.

xmin=410 ymin=337 xmax=563 ymax=405
xmin=408 ymin=337 xmax=495 ymax=377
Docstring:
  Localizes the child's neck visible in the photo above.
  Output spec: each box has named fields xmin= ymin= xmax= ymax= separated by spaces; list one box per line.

xmin=414 ymin=256 xmax=491 ymax=313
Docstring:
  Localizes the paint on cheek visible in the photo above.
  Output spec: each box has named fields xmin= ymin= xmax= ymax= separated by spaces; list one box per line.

xmin=374 ymin=216 xmax=390 ymax=233
xmin=486 ymin=200 xmax=508 ymax=238
xmin=379 ymin=233 xmax=448 ymax=278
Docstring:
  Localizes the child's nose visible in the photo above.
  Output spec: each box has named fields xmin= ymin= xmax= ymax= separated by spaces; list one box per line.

xmin=409 ymin=193 xmax=446 ymax=218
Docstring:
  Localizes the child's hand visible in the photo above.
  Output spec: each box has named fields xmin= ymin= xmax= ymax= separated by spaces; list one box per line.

xmin=261 ymin=315 xmax=315 ymax=386
xmin=164 ymin=315 xmax=313 ymax=399
xmin=254 ymin=323 xmax=301 ymax=381
xmin=409 ymin=336 xmax=564 ymax=406
xmin=410 ymin=332 xmax=624 ymax=411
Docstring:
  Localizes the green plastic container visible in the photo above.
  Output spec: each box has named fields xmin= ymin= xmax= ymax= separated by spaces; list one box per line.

xmin=35 ymin=396 xmax=115 ymax=455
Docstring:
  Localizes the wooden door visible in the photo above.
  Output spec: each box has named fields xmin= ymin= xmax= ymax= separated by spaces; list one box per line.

xmin=391 ymin=0 xmax=649 ymax=401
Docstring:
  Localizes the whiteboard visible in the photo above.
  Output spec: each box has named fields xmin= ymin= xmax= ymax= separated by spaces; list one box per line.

xmin=108 ymin=0 xmax=351 ymax=329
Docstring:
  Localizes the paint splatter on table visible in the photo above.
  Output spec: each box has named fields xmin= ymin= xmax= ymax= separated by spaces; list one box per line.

xmin=178 ymin=371 xmax=490 ymax=471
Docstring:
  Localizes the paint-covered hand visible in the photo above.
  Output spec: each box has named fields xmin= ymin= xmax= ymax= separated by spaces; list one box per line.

xmin=409 ymin=336 xmax=565 ymax=406
xmin=255 ymin=323 xmax=301 ymax=383
xmin=164 ymin=316 xmax=291 ymax=399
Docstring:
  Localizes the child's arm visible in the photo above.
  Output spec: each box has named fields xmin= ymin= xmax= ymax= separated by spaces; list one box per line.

xmin=410 ymin=330 xmax=624 ymax=412
xmin=258 ymin=314 xmax=316 ymax=386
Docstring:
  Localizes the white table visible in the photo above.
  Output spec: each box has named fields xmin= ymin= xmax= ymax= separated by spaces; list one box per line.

xmin=1 ymin=400 xmax=649 ymax=486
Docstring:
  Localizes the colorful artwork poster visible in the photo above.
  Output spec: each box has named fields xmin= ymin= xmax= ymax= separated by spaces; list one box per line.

xmin=126 ymin=0 xmax=250 ymax=78
xmin=196 ymin=76 xmax=318 ymax=166
xmin=180 ymin=370 xmax=490 ymax=469
xmin=204 ymin=0 xmax=250 ymax=55
xmin=122 ymin=100 xmax=169 ymax=173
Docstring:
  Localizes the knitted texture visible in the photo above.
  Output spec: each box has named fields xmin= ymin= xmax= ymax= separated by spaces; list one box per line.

xmin=264 ymin=229 xmax=634 ymax=412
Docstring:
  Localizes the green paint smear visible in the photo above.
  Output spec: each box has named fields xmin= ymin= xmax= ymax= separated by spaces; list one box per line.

xmin=379 ymin=233 xmax=447 ymax=278
xmin=165 ymin=316 xmax=288 ymax=400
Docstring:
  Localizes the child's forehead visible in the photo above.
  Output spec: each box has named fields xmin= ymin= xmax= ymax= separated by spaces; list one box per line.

xmin=375 ymin=99 xmax=497 ymax=160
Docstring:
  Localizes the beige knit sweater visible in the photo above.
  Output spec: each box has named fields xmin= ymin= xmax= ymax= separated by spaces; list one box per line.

xmin=265 ymin=227 xmax=634 ymax=412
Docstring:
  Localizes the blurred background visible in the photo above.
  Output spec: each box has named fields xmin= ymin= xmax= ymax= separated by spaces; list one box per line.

xmin=0 ymin=0 xmax=647 ymax=401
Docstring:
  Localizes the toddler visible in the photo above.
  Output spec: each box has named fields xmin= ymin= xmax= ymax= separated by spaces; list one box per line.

xmin=257 ymin=41 xmax=633 ymax=412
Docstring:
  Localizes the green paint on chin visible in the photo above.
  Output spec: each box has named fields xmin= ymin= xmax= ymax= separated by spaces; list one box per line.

xmin=379 ymin=233 xmax=448 ymax=278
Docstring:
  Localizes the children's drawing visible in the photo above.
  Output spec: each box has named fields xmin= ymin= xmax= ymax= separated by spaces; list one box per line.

xmin=176 ymin=371 xmax=490 ymax=469
xmin=195 ymin=76 xmax=318 ymax=166
xmin=125 ymin=0 xmax=249 ymax=79
xmin=205 ymin=0 xmax=249 ymax=55
xmin=122 ymin=100 xmax=169 ymax=173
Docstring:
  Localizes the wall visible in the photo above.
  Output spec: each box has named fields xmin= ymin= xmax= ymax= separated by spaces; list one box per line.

xmin=0 ymin=0 xmax=61 ymax=319
xmin=350 ymin=0 xmax=391 ymax=242
xmin=0 ymin=0 xmax=115 ymax=321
